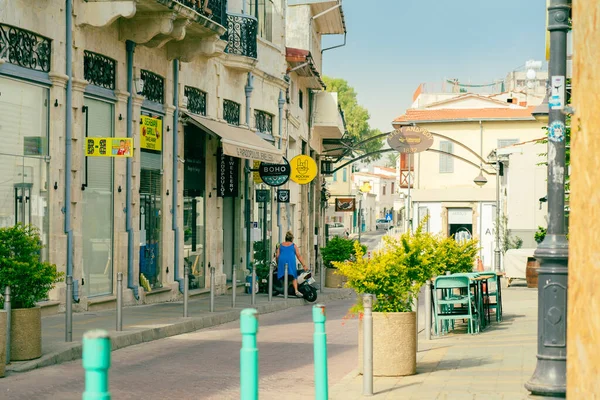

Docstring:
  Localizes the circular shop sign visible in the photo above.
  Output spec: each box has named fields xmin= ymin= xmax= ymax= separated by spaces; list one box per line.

xmin=259 ymin=159 xmax=291 ymax=187
xmin=290 ymin=155 xmax=318 ymax=185
xmin=387 ymin=126 xmax=434 ymax=153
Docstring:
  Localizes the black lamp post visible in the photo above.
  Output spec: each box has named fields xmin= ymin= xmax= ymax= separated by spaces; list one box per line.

xmin=525 ymin=0 xmax=570 ymax=397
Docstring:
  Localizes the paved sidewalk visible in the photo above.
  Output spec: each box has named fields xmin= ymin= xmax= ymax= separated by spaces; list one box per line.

xmin=330 ymin=286 xmax=538 ymax=400
xmin=7 ymin=288 xmax=353 ymax=374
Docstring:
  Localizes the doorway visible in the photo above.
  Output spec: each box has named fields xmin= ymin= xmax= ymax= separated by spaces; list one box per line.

xmin=448 ymin=208 xmax=473 ymax=241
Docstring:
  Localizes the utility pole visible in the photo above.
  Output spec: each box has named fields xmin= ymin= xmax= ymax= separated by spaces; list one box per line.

xmin=525 ymin=0 xmax=570 ymax=397
xmin=566 ymin=0 xmax=599 ymax=396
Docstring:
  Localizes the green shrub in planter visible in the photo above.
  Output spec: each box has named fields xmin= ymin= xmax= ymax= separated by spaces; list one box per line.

xmin=320 ymin=236 xmax=366 ymax=269
xmin=432 ymin=235 xmax=479 ymax=277
xmin=0 ymin=224 xmax=63 ymax=309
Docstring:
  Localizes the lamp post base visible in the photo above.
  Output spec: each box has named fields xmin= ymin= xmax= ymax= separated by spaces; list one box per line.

xmin=525 ymin=233 xmax=568 ymax=398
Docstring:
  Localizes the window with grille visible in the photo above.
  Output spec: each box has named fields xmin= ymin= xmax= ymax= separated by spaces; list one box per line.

xmin=299 ymin=90 xmax=303 ymax=109
xmin=250 ymin=0 xmax=273 ymax=42
xmin=223 ymin=99 xmax=241 ymax=126
xmin=439 ymin=141 xmax=454 ymax=173
xmin=254 ymin=110 xmax=273 ymax=135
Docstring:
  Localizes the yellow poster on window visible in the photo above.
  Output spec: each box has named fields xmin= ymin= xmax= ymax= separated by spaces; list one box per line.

xmin=253 ymin=160 xmax=262 ymax=184
xmin=85 ymin=137 xmax=133 ymax=157
xmin=140 ymin=115 xmax=162 ymax=151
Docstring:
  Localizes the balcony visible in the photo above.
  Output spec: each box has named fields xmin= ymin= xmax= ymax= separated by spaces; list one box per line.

xmin=221 ymin=13 xmax=258 ymax=72
xmin=77 ymin=0 xmax=227 ymax=61
xmin=313 ymin=92 xmax=345 ymax=140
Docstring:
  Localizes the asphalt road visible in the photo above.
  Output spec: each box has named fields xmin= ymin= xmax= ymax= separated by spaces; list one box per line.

xmin=2 ymin=298 xmax=359 ymax=400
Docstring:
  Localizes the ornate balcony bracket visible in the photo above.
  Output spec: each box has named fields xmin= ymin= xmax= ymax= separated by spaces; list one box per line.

xmin=167 ymin=34 xmax=226 ymax=62
xmin=221 ymin=53 xmax=258 ymax=73
xmin=76 ymin=1 xmax=138 ymax=28
xmin=119 ymin=12 xmax=179 ymax=44
xmin=146 ymin=18 xmax=191 ymax=48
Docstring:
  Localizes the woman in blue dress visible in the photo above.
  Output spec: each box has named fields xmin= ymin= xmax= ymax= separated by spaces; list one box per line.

xmin=276 ymin=231 xmax=307 ymax=297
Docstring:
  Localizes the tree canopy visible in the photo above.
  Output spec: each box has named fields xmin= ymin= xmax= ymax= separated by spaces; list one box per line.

xmin=323 ymin=76 xmax=384 ymax=161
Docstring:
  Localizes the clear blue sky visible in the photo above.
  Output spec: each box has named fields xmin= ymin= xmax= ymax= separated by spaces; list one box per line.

xmin=322 ymin=0 xmax=548 ymax=133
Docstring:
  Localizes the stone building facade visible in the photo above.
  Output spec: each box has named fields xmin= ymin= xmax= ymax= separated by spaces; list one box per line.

xmin=0 ymin=0 xmax=346 ymax=310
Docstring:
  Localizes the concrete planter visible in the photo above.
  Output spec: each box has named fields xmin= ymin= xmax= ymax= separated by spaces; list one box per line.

xmin=325 ymin=268 xmax=347 ymax=288
xmin=11 ymin=307 xmax=42 ymax=361
xmin=358 ymin=311 xmax=416 ymax=376
xmin=0 ymin=310 xmax=6 ymax=377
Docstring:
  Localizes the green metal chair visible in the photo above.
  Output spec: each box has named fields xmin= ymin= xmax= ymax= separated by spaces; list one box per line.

xmin=433 ymin=275 xmax=479 ymax=335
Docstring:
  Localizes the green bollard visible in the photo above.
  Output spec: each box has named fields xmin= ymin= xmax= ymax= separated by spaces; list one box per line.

xmin=240 ymin=308 xmax=259 ymax=400
xmin=82 ymin=329 xmax=111 ymax=400
xmin=313 ymin=304 xmax=329 ymax=400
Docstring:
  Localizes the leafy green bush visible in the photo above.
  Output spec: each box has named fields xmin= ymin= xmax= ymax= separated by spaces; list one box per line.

xmin=0 ymin=224 xmax=63 ymax=309
xmin=535 ymin=226 xmax=547 ymax=243
xmin=334 ymin=221 xmax=479 ymax=314
xmin=321 ymin=236 xmax=366 ymax=269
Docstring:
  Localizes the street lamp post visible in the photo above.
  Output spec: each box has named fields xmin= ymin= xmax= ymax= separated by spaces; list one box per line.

xmin=525 ymin=0 xmax=570 ymax=397
xmin=494 ymin=160 xmax=502 ymax=273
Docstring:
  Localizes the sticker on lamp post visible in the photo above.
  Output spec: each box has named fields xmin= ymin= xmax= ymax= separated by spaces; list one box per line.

xmin=548 ymin=120 xmax=566 ymax=143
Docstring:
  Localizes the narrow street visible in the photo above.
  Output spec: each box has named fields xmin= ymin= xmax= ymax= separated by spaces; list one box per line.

xmin=2 ymin=298 xmax=359 ymax=400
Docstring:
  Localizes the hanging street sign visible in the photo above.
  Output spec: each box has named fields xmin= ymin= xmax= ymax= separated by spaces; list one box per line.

xmin=335 ymin=197 xmax=356 ymax=212
xmin=217 ymin=147 xmax=240 ymax=197
xmin=256 ymin=189 xmax=270 ymax=203
xmin=258 ymin=159 xmax=291 ymax=187
xmin=387 ymin=126 xmax=434 ymax=153
xmin=85 ymin=137 xmax=133 ymax=157
xmin=290 ymin=154 xmax=318 ymax=184
xmin=277 ymin=189 xmax=290 ymax=203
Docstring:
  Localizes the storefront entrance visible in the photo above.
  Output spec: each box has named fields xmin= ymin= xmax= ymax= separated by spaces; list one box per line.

xmin=0 ymin=76 xmax=50 ymax=259
xmin=139 ymin=113 xmax=163 ymax=290
xmin=82 ymin=96 xmax=114 ymax=297
xmin=183 ymin=124 xmax=206 ymax=290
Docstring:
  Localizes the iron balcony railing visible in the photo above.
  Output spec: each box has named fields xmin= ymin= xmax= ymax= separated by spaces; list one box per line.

xmin=222 ymin=13 xmax=258 ymax=59
xmin=177 ymin=0 xmax=226 ymax=27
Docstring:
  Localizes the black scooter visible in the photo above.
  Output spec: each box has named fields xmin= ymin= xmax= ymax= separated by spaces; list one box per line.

xmin=270 ymin=266 xmax=318 ymax=303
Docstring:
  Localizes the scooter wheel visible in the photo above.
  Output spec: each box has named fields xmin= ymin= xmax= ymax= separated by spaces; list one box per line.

xmin=303 ymin=287 xmax=318 ymax=303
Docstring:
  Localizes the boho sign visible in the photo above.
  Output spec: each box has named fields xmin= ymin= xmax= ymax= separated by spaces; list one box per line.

xmin=387 ymin=126 xmax=434 ymax=153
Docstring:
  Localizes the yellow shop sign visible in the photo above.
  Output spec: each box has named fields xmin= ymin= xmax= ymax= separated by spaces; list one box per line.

xmin=290 ymin=155 xmax=317 ymax=185
xmin=140 ymin=115 xmax=162 ymax=151
xmin=85 ymin=137 xmax=133 ymax=158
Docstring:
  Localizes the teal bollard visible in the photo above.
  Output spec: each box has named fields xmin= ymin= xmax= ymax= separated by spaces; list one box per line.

xmin=313 ymin=304 xmax=329 ymax=400
xmin=82 ymin=330 xmax=111 ymax=400
xmin=240 ymin=308 xmax=259 ymax=400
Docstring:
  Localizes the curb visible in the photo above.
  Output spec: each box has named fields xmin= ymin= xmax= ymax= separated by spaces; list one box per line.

xmin=6 ymin=289 xmax=354 ymax=374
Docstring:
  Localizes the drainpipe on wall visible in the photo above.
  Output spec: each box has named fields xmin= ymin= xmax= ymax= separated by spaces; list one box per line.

xmin=173 ymin=59 xmax=184 ymax=293
xmin=64 ymin=0 xmax=79 ymax=302
xmin=244 ymin=72 xmax=254 ymax=271
xmin=126 ymin=40 xmax=139 ymax=299
xmin=277 ymin=90 xmax=285 ymax=244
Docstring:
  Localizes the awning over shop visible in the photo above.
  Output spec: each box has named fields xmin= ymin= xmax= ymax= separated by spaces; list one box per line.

xmin=182 ymin=113 xmax=283 ymax=163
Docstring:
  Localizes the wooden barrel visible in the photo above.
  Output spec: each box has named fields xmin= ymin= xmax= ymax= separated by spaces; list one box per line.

xmin=526 ymin=257 xmax=540 ymax=288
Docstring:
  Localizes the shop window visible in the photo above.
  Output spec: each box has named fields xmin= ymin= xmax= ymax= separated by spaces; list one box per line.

xmin=0 ymin=76 xmax=50 ymax=260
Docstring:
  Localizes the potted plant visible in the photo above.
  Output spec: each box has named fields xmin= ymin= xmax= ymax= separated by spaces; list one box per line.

xmin=335 ymin=223 xmax=478 ymax=377
xmin=0 ymin=224 xmax=63 ymax=361
xmin=320 ymin=236 xmax=366 ymax=288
